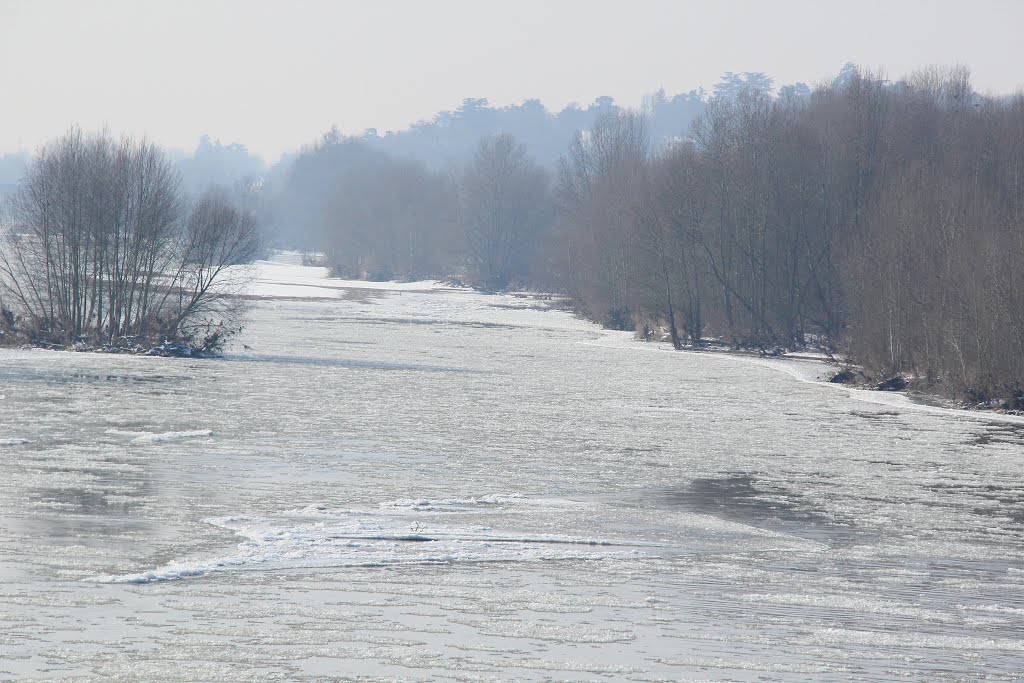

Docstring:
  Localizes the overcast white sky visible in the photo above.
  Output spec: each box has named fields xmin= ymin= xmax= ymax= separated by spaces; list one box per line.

xmin=2 ymin=0 xmax=1022 ymax=161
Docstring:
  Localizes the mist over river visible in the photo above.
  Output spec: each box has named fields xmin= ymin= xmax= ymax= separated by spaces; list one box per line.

xmin=2 ymin=253 xmax=1023 ymax=682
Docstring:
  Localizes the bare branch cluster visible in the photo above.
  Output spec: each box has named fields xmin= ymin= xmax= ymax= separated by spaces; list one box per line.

xmin=461 ymin=134 xmax=551 ymax=289
xmin=0 ymin=129 xmax=261 ymax=352
xmin=274 ymin=64 xmax=1023 ymax=403
xmin=553 ymin=66 xmax=1024 ymax=402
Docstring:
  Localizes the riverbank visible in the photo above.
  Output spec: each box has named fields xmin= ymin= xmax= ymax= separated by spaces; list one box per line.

xmin=627 ymin=322 xmax=1024 ymax=419
xmin=0 ymin=327 xmax=227 ymax=357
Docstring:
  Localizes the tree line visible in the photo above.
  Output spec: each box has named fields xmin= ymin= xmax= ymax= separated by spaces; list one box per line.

xmin=282 ymin=65 xmax=1023 ymax=404
xmin=615 ymin=65 xmax=1023 ymax=405
xmin=273 ymin=129 xmax=552 ymax=289
xmin=0 ymin=129 xmax=261 ymax=353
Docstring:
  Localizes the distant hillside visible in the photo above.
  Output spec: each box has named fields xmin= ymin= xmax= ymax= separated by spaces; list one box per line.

xmin=354 ymin=90 xmax=707 ymax=169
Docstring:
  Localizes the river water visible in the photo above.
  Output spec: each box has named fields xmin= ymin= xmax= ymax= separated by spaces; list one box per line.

xmin=2 ymin=253 xmax=1023 ymax=681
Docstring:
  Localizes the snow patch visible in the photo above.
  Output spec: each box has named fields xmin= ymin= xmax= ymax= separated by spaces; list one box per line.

xmin=106 ymin=428 xmax=213 ymax=444
xmin=378 ymin=494 xmax=588 ymax=512
xmin=88 ymin=496 xmax=653 ymax=584
xmin=130 ymin=429 xmax=212 ymax=444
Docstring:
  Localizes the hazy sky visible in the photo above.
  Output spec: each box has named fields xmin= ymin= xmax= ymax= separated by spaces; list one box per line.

xmin=2 ymin=0 xmax=1022 ymax=161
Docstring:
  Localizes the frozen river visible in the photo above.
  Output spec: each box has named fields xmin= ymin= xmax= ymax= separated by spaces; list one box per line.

xmin=2 ymin=253 xmax=1024 ymax=681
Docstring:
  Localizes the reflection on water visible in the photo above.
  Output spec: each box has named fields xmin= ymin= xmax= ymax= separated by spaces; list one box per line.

xmin=649 ymin=473 xmax=856 ymax=544
xmin=968 ymin=421 xmax=1024 ymax=446
xmin=29 ymin=486 xmax=138 ymax=513
xmin=13 ymin=453 xmax=156 ymax=544
xmin=11 ymin=512 xmax=154 ymax=549
xmin=929 ymin=480 xmax=1024 ymax=526
xmin=0 ymin=368 xmax=188 ymax=386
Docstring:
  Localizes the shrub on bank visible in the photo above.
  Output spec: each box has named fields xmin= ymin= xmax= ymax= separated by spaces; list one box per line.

xmin=0 ymin=129 xmax=260 ymax=355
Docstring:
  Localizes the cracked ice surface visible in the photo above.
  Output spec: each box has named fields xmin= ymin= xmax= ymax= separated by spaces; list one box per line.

xmin=1 ymin=252 xmax=1024 ymax=681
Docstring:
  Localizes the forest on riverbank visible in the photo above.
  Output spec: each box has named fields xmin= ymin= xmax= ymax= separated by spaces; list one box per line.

xmin=275 ymin=65 xmax=1023 ymax=406
xmin=2 ymin=65 xmax=1021 ymax=405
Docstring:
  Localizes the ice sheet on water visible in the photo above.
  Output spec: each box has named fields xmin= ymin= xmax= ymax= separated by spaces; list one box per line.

xmin=247 ymin=252 xmax=448 ymax=300
xmin=89 ymin=495 xmax=657 ymax=584
xmin=377 ymin=493 xmax=589 ymax=512
xmin=130 ymin=429 xmax=213 ymax=444
xmin=105 ymin=428 xmax=213 ymax=444
xmin=736 ymin=591 xmax=989 ymax=625
xmin=797 ymin=626 xmax=1024 ymax=651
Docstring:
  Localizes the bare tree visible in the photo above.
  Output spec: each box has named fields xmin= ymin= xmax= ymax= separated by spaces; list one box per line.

xmin=556 ymin=111 xmax=648 ymax=326
xmin=547 ymin=65 xmax=1023 ymax=403
xmin=293 ymin=138 xmax=459 ymax=281
xmin=0 ymin=129 xmax=261 ymax=352
xmin=161 ymin=188 xmax=261 ymax=340
xmin=460 ymin=134 xmax=551 ymax=289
